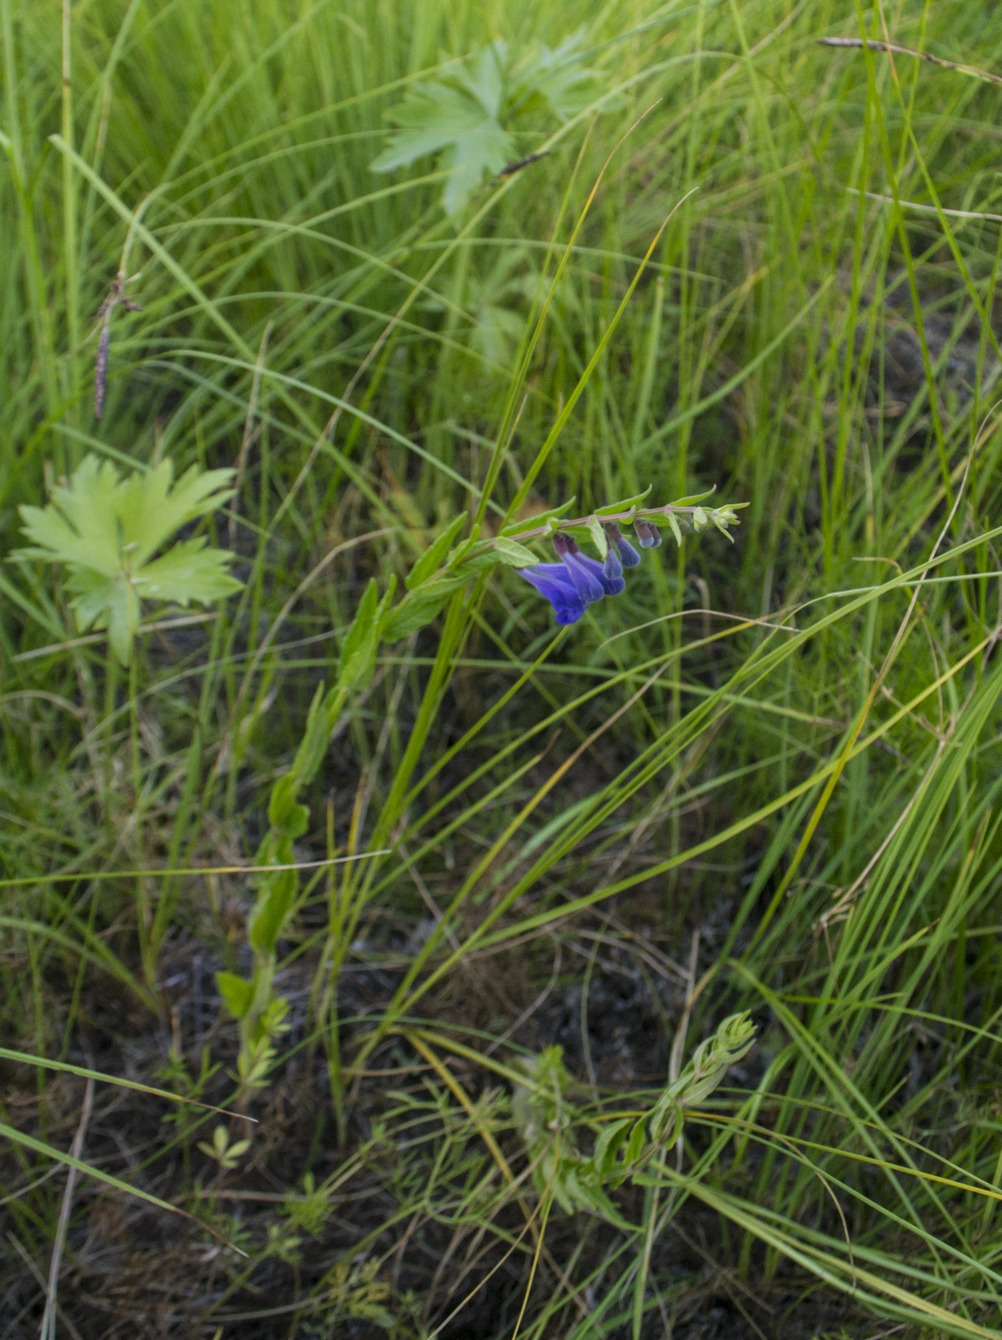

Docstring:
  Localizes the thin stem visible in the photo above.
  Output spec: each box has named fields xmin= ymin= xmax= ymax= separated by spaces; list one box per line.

xmin=501 ymin=501 xmax=746 ymax=544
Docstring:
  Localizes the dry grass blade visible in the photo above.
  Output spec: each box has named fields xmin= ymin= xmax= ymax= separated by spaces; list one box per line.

xmin=818 ymin=35 xmax=1002 ymax=85
xmin=40 ymin=1077 xmax=93 ymax=1340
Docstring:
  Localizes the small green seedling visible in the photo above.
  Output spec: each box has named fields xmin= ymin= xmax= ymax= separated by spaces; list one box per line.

xmin=197 ymin=1122 xmax=252 ymax=1171
xmin=13 ymin=454 xmax=243 ymax=664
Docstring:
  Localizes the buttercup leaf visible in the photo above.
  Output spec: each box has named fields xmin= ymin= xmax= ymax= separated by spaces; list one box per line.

xmin=11 ymin=455 xmax=241 ymax=664
xmin=371 ymin=36 xmax=613 ymax=214
xmin=119 ymin=460 xmax=235 ymax=564
xmin=371 ymin=78 xmax=514 ymax=216
xmin=133 ymin=541 xmax=243 ymax=603
xmin=16 ymin=457 xmax=126 ymax=575
xmin=509 ymin=32 xmax=606 ymax=121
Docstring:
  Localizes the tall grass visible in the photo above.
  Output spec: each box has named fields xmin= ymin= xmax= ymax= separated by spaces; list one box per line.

xmin=3 ymin=0 xmax=1002 ymax=1334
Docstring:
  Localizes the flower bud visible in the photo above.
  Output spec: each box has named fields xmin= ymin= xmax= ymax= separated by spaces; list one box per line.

xmin=634 ymin=517 xmax=662 ymax=548
xmin=603 ymin=522 xmax=641 ymax=568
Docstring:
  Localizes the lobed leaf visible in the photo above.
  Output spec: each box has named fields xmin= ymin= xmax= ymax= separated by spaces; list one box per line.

xmin=12 ymin=455 xmax=242 ymax=664
xmin=371 ymin=34 xmax=613 ymax=214
xmin=371 ymin=79 xmax=513 ymax=215
xmin=509 ymin=32 xmax=607 ymax=121
xmin=132 ymin=540 xmax=243 ymax=603
xmin=119 ymin=461 xmax=235 ymax=565
xmin=15 ymin=457 xmax=126 ymax=574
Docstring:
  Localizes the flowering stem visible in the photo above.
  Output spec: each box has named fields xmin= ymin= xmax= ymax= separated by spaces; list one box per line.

xmin=506 ymin=501 xmax=746 ymax=544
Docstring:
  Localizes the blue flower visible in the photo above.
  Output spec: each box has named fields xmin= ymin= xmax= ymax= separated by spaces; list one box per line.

xmin=600 ymin=544 xmax=627 ymax=595
xmin=516 ymin=562 xmax=589 ymax=624
xmin=517 ymin=531 xmax=630 ymax=625
xmin=553 ymin=532 xmax=623 ymax=599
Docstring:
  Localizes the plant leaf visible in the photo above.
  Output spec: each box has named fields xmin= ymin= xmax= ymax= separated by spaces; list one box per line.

xmin=382 ymin=578 xmax=469 ymax=640
xmin=594 ymin=484 xmax=653 ymax=516
xmin=131 ymin=540 xmax=243 ymax=603
xmin=217 ymin=971 xmax=254 ymax=1020
xmin=371 ymin=78 xmax=513 ymax=216
xmin=338 ymin=578 xmax=395 ymax=693
xmin=509 ymin=32 xmax=606 ymax=122
xmin=405 ymin=513 xmax=468 ymax=590
xmin=248 ymin=841 xmax=298 ymax=956
xmin=15 ymin=457 xmax=125 ymax=574
xmin=585 ymin=516 xmax=608 ymax=558
xmin=492 ymin=537 xmax=539 ymax=567
xmin=119 ymin=461 xmax=235 ymax=565
xmin=671 ymin=486 xmax=717 ymax=507
xmin=12 ymin=454 xmax=242 ymax=665
xmin=500 ymin=498 xmax=576 ymax=537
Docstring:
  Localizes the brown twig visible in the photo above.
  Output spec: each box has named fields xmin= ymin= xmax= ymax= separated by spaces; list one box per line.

xmin=94 ymin=271 xmax=143 ymax=419
xmin=818 ymin=36 xmax=1002 ymax=86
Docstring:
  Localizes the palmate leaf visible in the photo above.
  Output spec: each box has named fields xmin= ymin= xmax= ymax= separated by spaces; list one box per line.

xmin=508 ymin=32 xmax=606 ymax=121
xmin=132 ymin=539 xmax=243 ymax=603
xmin=371 ymin=35 xmax=612 ymax=215
xmin=371 ymin=77 xmax=513 ymax=217
xmin=440 ymin=121 xmax=513 ymax=217
xmin=452 ymin=41 xmax=507 ymax=119
xmin=12 ymin=454 xmax=241 ymax=665
xmin=118 ymin=460 xmax=237 ymax=565
xmin=65 ymin=568 xmax=140 ymax=667
xmin=372 ymin=42 xmax=508 ymax=171
xmin=17 ymin=457 xmax=127 ymax=575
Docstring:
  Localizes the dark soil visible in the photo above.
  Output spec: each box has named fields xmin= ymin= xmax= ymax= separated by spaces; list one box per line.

xmin=1 ymin=904 xmax=889 ymax=1340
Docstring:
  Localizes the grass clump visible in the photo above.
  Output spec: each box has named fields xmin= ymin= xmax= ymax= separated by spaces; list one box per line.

xmin=2 ymin=0 xmax=1002 ymax=1336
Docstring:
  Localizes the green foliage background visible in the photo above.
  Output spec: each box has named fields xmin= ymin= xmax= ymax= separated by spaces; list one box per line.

xmin=2 ymin=0 xmax=1002 ymax=1335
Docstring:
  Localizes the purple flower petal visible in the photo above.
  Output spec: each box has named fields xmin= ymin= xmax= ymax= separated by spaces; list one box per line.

xmin=552 ymin=533 xmax=606 ymax=602
xmin=517 ymin=563 xmax=587 ymax=625
xmin=601 ymin=545 xmax=627 ymax=595
xmin=516 ymin=523 xmax=636 ymax=625
xmin=564 ymin=550 xmax=611 ymax=600
xmin=604 ymin=522 xmax=642 ymax=568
